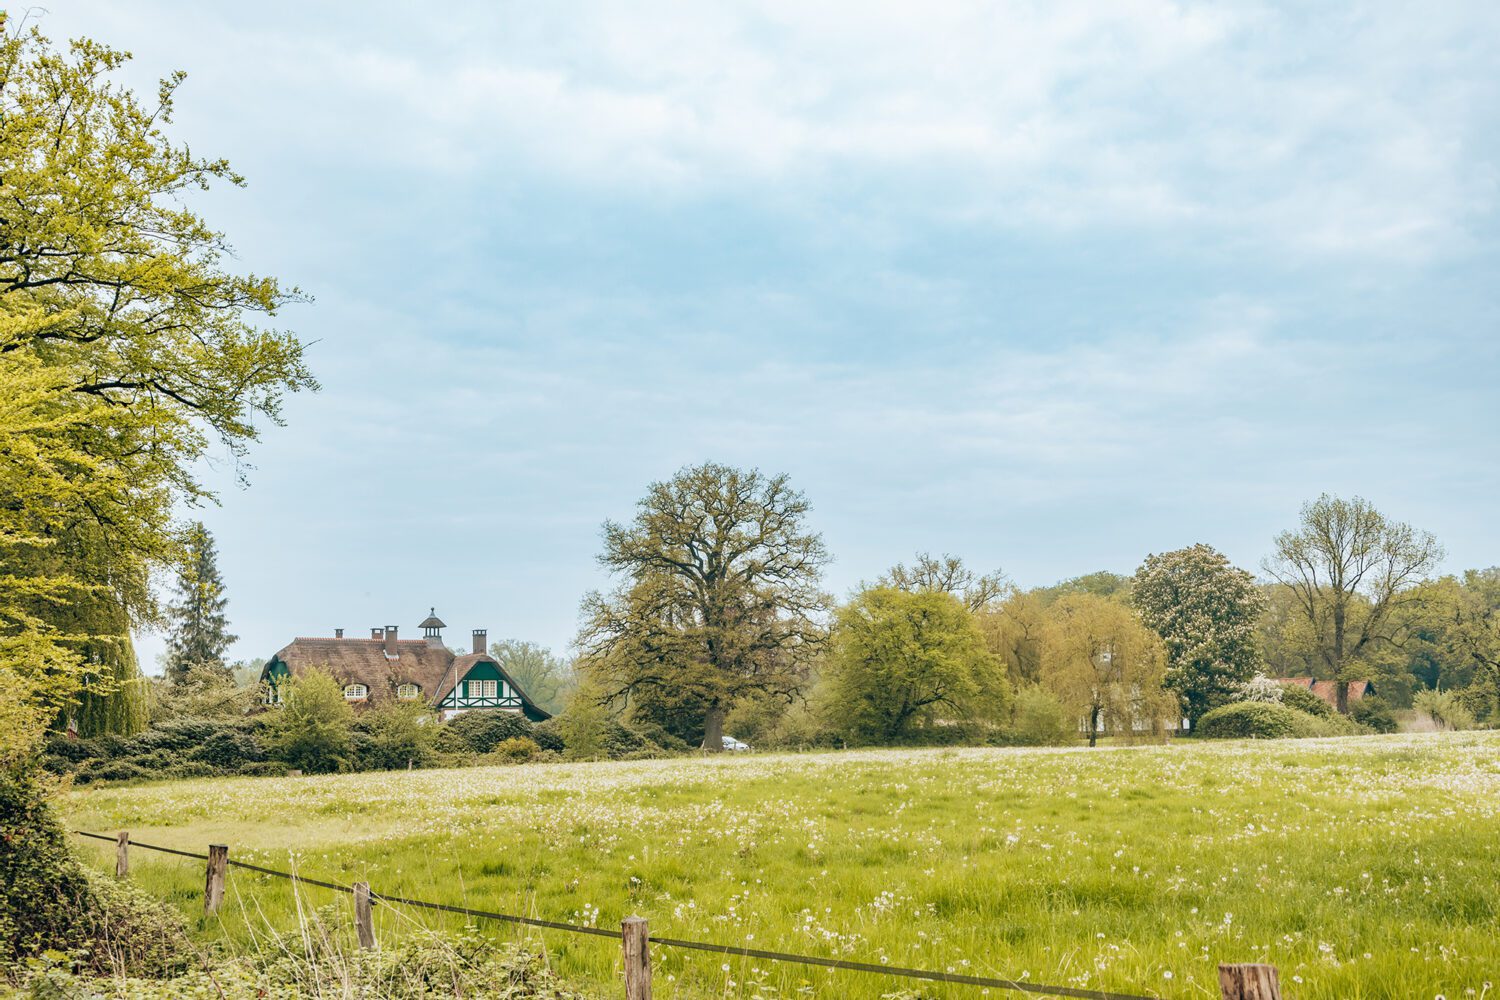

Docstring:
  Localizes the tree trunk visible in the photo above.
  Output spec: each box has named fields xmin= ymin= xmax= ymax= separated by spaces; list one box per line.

xmin=701 ymin=704 xmax=725 ymax=752
xmin=1335 ymin=678 xmax=1350 ymax=714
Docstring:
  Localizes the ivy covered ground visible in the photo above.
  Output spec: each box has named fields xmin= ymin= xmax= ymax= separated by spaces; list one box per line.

xmin=62 ymin=733 xmax=1500 ymax=1000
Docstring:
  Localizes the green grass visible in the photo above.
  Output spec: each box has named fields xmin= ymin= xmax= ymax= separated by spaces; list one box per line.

xmin=61 ymin=733 xmax=1500 ymax=999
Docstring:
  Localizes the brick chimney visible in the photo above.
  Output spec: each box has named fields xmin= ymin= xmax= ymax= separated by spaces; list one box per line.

xmin=384 ymin=625 xmax=399 ymax=659
xmin=335 ymin=628 xmax=344 ymax=639
xmin=472 ymin=629 xmax=487 ymax=655
xmin=371 ymin=627 xmax=384 ymax=640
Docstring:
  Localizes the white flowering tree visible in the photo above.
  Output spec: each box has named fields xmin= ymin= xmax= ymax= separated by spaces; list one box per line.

xmin=1133 ymin=544 xmax=1266 ymax=726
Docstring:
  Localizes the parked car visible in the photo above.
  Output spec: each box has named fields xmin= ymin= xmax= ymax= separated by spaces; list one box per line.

xmin=722 ymin=735 xmax=752 ymax=752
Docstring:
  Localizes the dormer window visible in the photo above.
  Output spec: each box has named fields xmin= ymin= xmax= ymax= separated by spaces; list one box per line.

xmin=397 ymin=683 xmax=420 ymax=701
xmin=343 ymin=683 xmax=369 ymax=701
xmin=468 ymin=679 xmax=498 ymax=700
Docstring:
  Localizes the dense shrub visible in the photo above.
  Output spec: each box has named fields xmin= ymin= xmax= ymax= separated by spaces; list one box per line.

xmin=353 ymin=703 xmax=438 ymax=772
xmin=1351 ymin=695 xmax=1398 ymax=733
xmin=1 ymin=769 xmax=188 ymax=976
xmin=435 ymin=711 xmax=535 ymax=754
xmin=492 ymin=737 xmax=542 ymax=763
xmin=189 ymin=725 xmax=267 ymax=768
xmin=75 ymin=759 xmax=154 ymax=784
xmin=1198 ymin=702 xmax=1308 ymax=739
xmin=1279 ymin=684 xmax=1333 ymax=718
xmin=530 ymin=719 xmax=566 ymax=753
xmin=1002 ymin=687 xmax=1076 ymax=746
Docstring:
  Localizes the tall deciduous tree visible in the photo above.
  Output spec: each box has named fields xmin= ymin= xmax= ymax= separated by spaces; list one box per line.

xmin=579 ymin=463 xmax=829 ymax=751
xmin=1264 ymin=495 xmax=1442 ymax=712
xmin=163 ymin=523 xmax=237 ymax=683
xmin=825 ymin=587 xmax=1007 ymax=744
xmin=1040 ymin=593 xmax=1171 ymax=747
xmin=0 ymin=28 xmax=312 ymax=763
xmin=1133 ymin=543 xmax=1265 ymax=725
xmin=875 ymin=553 xmax=1010 ymax=612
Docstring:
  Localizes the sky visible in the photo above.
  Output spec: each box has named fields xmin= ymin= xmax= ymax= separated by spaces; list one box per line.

xmin=32 ymin=1 xmax=1500 ymax=672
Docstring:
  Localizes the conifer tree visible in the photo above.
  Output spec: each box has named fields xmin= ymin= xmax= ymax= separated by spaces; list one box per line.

xmin=163 ymin=523 xmax=238 ymax=683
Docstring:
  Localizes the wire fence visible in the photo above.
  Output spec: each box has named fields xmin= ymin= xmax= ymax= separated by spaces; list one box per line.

xmin=72 ymin=829 xmax=1271 ymax=1000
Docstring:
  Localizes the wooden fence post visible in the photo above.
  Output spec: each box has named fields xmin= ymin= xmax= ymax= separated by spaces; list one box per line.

xmin=115 ymin=831 xmax=129 ymax=878
xmin=622 ymin=915 xmax=651 ymax=1000
xmin=1218 ymin=963 xmax=1281 ymax=1000
xmin=353 ymin=882 xmax=376 ymax=951
xmin=205 ymin=844 xmax=228 ymax=914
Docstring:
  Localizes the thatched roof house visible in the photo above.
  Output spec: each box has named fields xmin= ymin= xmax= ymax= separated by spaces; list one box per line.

xmin=261 ymin=610 xmax=550 ymax=722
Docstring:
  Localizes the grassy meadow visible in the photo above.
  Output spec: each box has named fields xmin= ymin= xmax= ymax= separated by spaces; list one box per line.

xmin=62 ymin=733 xmax=1500 ymax=1000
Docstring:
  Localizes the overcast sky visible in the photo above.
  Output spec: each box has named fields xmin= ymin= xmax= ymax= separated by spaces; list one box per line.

xmin=36 ymin=2 xmax=1500 ymax=671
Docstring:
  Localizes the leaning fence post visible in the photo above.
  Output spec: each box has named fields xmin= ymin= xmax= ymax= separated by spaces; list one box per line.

xmin=1218 ymin=963 xmax=1281 ymax=999
xmin=204 ymin=844 xmax=228 ymax=914
xmin=353 ymin=882 xmax=376 ymax=951
xmin=622 ymin=915 xmax=651 ymax=1000
xmin=115 ymin=831 xmax=129 ymax=878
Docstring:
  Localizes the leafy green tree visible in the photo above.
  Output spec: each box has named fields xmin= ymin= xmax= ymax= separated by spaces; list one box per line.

xmin=580 ymin=463 xmax=830 ymax=751
xmin=977 ymin=588 xmax=1047 ymax=686
xmin=1133 ymin=543 xmax=1265 ymax=725
xmin=0 ymin=27 xmax=311 ymax=765
xmin=875 ymin=553 xmax=1010 ymax=612
xmin=489 ymin=639 xmax=574 ymax=716
xmin=1264 ymin=495 xmax=1442 ymax=712
xmin=264 ymin=669 xmax=352 ymax=773
xmin=825 ymin=587 xmax=1008 ymax=744
xmin=163 ymin=522 xmax=237 ymax=683
xmin=1033 ymin=571 xmax=1133 ymax=606
xmin=1039 ymin=593 xmax=1172 ymax=747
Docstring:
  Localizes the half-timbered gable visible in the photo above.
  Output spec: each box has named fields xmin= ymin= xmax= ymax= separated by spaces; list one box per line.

xmin=260 ymin=611 xmax=551 ymax=721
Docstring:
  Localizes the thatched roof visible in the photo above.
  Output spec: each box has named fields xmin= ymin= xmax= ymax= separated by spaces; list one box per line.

xmin=1275 ymin=677 xmax=1373 ymax=705
xmin=265 ymin=636 xmax=551 ymax=719
xmin=268 ymin=637 xmax=457 ymax=706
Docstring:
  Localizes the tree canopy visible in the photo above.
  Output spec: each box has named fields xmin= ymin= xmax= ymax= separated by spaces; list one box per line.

xmin=579 ymin=463 xmax=829 ymax=750
xmin=0 ymin=28 xmax=312 ymax=765
xmin=1134 ymin=543 xmax=1265 ymax=724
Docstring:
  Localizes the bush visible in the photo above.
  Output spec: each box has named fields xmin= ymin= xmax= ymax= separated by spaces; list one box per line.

xmin=435 ymin=711 xmax=535 ymax=755
xmin=1351 ymin=695 xmax=1398 ymax=734
xmin=75 ymin=759 xmax=154 ymax=784
xmin=263 ymin=669 xmax=354 ymax=773
xmin=356 ymin=702 xmax=438 ymax=771
xmin=492 ymin=737 xmax=542 ymax=763
xmin=0 ymin=768 xmax=188 ymax=976
xmin=189 ymin=725 xmax=267 ymax=769
xmin=1002 ymin=687 xmax=1076 ymax=746
xmin=1279 ymin=684 xmax=1333 ymax=718
xmin=1413 ymin=689 xmax=1475 ymax=731
xmin=1197 ymin=702 xmax=1308 ymax=740
xmin=530 ymin=719 xmax=566 ymax=753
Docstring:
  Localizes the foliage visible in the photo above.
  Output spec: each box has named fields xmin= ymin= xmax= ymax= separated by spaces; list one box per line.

xmin=434 ymin=710 xmax=534 ymax=755
xmin=1349 ymin=695 xmax=1397 ymax=734
xmin=874 ymin=552 xmax=1009 ymax=612
xmin=0 ymin=768 xmax=187 ymax=976
xmin=487 ymin=640 xmax=575 ymax=717
xmin=1032 ymin=571 xmax=1133 ymax=606
xmin=0 ymin=27 xmax=311 ymax=765
xmin=1413 ymin=688 xmax=1475 ymax=732
xmin=354 ymin=702 xmax=437 ymax=771
xmin=1039 ymin=593 xmax=1172 ymax=746
xmin=1279 ymin=683 xmax=1333 ymax=718
xmin=976 ymin=589 xmax=1046 ymax=686
xmin=11 ymin=929 xmax=590 ymax=999
xmin=824 ymin=587 xmax=1007 ymax=744
xmin=492 ymin=737 xmax=543 ymax=763
xmin=1133 ymin=544 xmax=1265 ymax=724
xmin=1236 ymin=674 xmax=1284 ymax=703
xmin=1198 ymin=702 xmax=1318 ymax=739
xmin=1001 ymin=686 xmax=1076 ymax=746
xmin=162 ymin=523 xmax=237 ymax=683
xmin=1264 ymin=494 xmax=1442 ymax=712
xmin=579 ymin=463 xmax=830 ymax=750
xmin=147 ymin=666 xmax=259 ymax=724
xmin=262 ymin=670 xmax=352 ymax=773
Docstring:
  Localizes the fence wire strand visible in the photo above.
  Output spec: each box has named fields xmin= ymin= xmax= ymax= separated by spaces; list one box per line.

xmin=73 ymin=830 xmax=1161 ymax=1000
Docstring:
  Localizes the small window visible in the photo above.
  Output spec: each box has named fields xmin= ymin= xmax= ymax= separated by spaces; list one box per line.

xmin=469 ymin=679 xmax=498 ymax=699
xmin=343 ymin=683 xmax=369 ymax=700
xmin=397 ymin=683 xmax=420 ymax=701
